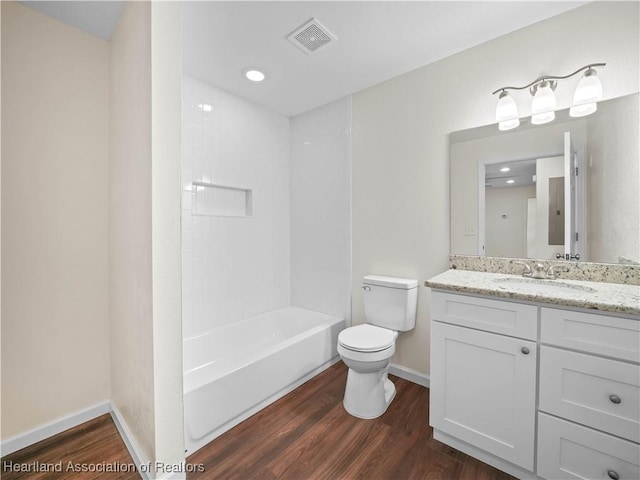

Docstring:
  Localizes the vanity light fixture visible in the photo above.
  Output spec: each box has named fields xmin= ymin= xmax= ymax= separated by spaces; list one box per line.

xmin=495 ymin=91 xmax=520 ymax=131
xmin=493 ymin=63 xmax=605 ymax=129
xmin=570 ymin=67 xmax=604 ymax=117
xmin=531 ymin=80 xmax=557 ymax=125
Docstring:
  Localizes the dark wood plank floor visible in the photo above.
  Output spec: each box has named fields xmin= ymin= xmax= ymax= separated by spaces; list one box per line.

xmin=1 ymin=363 xmax=516 ymax=480
xmin=187 ymin=363 xmax=516 ymax=480
xmin=1 ymin=414 xmax=140 ymax=480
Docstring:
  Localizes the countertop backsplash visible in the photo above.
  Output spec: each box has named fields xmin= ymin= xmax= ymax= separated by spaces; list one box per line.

xmin=449 ymin=255 xmax=640 ymax=286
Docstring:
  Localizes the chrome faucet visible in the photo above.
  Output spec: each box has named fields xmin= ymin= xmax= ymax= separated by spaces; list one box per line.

xmin=514 ymin=261 xmax=532 ymax=277
xmin=514 ymin=261 xmax=556 ymax=279
xmin=545 ymin=265 xmax=556 ymax=279
xmin=532 ymin=263 xmax=546 ymax=279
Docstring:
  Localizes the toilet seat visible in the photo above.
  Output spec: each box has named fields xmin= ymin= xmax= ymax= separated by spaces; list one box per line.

xmin=338 ymin=324 xmax=396 ymax=353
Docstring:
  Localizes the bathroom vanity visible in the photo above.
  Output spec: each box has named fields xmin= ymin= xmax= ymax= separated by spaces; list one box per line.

xmin=426 ymin=268 xmax=640 ymax=480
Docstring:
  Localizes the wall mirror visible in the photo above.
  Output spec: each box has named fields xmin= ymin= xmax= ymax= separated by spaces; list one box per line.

xmin=450 ymin=93 xmax=639 ymax=265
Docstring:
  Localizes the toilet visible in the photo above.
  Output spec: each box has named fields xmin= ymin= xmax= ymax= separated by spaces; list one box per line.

xmin=338 ymin=275 xmax=418 ymax=419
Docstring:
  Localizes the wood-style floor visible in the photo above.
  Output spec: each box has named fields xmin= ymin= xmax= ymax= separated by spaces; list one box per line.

xmin=2 ymin=363 xmax=516 ymax=480
xmin=1 ymin=414 xmax=139 ymax=480
xmin=188 ymin=362 xmax=515 ymax=480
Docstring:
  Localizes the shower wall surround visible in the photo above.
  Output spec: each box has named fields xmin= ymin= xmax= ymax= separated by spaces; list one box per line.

xmin=182 ymin=75 xmax=291 ymax=339
xmin=290 ymin=98 xmax=352 ymax=321
xmin=182 ymin=76 xmax=352 ymax=338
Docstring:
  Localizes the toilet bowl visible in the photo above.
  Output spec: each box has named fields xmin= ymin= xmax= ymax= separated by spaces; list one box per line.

xmin=338 ymin=275 xmax=418 ymax=419
xmin=338 ymin=324 xmax=398 ymax=418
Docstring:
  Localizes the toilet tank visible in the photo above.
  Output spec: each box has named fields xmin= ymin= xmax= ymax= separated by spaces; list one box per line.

xmin=362 ymin=275 xmax=418 ymax=331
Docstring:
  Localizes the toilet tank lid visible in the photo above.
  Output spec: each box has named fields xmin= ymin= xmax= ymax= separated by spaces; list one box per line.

xmin=363 ymin=275 xmax=418 ymax=289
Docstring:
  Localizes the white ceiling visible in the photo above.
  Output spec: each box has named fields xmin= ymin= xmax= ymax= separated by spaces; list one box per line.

xmin=183 ymin=1 xmax=587 ymax=117
xmin=22 ymin=1 xmax=587 ymax=117
xmin=19 ymin=1 xmax=124 ymax=41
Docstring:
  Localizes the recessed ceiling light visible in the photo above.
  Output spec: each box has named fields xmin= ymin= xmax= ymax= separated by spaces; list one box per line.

xmin=500 ymin=167 xmax=511 ymax=172
xmin=506 ymin=179 xmax=515 ymax=184
xmin=243 ymin=68 xmax=265 ymax=82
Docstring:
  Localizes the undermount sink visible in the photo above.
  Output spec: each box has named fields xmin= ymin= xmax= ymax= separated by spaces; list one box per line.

xmin=492 ymin=276 xmax=598 ymax=294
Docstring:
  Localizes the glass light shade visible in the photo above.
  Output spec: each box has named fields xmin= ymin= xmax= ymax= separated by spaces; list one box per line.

xmin=570 ymin=102 xmax=597 ymax=117
xmin=573 ymin=69 xmax=603 ymax=105
xmin=496 ymin=91 xmax=518 ymax=122
xmin=531 ymin=81 xmax=556 ymax=125
xmin=496 ymin=91 xmax=519 ymax=130
xmin=499 ymin=118 xmax=520 ymax=131
xmin=570 ymin=69 xmax=602 ymax=117
xmin=531 ymin=111 xmax=555 ymax=125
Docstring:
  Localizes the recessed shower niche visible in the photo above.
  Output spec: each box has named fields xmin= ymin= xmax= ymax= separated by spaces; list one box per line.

xmin=191 ymin=181 xmax=253 ymax=217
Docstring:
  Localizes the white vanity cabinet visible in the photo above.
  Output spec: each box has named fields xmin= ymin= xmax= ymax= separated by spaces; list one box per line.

xmin=537 ymin=307 xmax=640 ymax=480
xmin=430 ymin=290 xmax=640 ymax=480
xmin=430 ymin=292 xmax=538 ymax=471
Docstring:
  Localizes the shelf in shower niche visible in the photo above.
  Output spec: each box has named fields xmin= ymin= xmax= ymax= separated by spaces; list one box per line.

xmin=192 ymin=181 xmax=253 ymax=217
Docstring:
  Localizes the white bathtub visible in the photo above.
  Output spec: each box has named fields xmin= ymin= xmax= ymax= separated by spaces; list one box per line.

xmin=183 ymin=306 xmax=344 ymax=454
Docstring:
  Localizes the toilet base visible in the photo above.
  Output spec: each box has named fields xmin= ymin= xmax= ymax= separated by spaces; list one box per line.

xmin=342 ymin=368 xmax=396 ymax=419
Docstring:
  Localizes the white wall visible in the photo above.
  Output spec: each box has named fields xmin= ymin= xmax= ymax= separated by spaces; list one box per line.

xmin=150 ymin=1 xmax=185 ymax=468
xmin=352 ymin=1 xmax=639 ymax=375
xmin=110 ymin=2 xmax=185 ymax=471
xmin=485 ymin=186 xmax=536 ymax=258
xmin=109 ymin=0 xmax=155 ymax=463
xmin=290 ymin=97 xmax=352 ymax=320
xmin=1 ymin=1 xmax=110 ymax=440
xmin=587 ymin=95 xmax=640 ymax=264
xmin=182 ymin=75 xmax=291 ymax=339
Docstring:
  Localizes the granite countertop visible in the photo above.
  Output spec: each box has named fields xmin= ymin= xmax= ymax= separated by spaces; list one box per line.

xmin=425 ymin=269 xmax=640 ymax=316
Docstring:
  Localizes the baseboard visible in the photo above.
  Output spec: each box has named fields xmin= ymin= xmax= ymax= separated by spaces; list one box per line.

xmin=109 ymin=403 xmax=159 ymax=480
xmin=389 ymin=363 xmax=430 ymax=388
xmin=0 ymin=401 xmax=111 ymax=457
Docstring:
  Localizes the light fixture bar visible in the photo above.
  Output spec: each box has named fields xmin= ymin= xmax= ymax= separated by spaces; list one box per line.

xmin=492 ymin=62 xmax=606 ymax=130
xmin=491 ymin=63 xmax=606 ymax=95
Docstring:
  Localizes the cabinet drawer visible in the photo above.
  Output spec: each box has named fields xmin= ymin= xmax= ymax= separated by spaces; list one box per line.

xmin=537 ymin=413 xmax=640 ymax=480
xmin=539 ymin=346 xmax=640 ymax=443
xmin=541 ymin=308 xmax=640 ymax=362
xmin=431 ymin=291 xmax=537 ymax=340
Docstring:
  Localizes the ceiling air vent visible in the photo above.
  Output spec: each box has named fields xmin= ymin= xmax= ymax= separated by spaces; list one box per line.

xmin=286 ymin=18 xmax=337 ymax=55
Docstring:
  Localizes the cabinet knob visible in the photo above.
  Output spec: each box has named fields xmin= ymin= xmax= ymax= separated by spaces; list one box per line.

xmin=609 ymin=394 xmax=622 ymax=404
xmin=607 ymin=470 xmax=620 ymax=480
xmin=520 ymin=347 xmax=530 ymax=355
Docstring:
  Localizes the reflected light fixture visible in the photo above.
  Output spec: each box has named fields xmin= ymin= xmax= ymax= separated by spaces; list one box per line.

xmin=500 ymin=167 xmax=511 ymax=172
xmin=493 ymin=63 xmax=605 ymax=129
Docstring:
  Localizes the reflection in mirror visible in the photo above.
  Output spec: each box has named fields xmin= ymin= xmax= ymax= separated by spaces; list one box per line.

xmin=450 ymin=93 xmax=639 ymax=265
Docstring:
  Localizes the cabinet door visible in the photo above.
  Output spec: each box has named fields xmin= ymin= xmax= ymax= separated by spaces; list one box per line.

xmin=430 ymin=321 xmax=537 ymax=470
